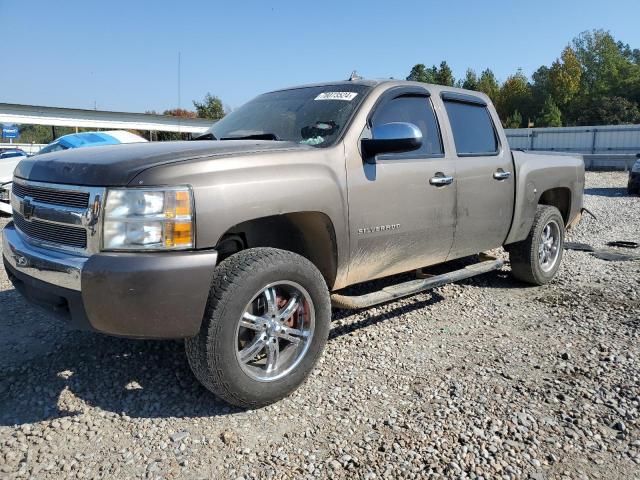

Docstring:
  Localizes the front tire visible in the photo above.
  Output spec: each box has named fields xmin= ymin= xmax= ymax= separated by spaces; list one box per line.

xmin=506 ymin=205 xmax=565 ymax=285
xmin=185 ymin=247 xmax=331 ymax=408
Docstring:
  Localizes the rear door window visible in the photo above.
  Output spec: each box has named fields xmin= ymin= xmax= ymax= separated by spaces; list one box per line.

xmin=372 ymin=95 xmax=443 ymax=156
xmin=444 ymin=101 xmax=498 ymax=155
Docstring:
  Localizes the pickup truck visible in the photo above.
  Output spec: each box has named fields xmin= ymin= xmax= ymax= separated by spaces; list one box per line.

xmin=2 ymin=79 xmax=584 ymax=408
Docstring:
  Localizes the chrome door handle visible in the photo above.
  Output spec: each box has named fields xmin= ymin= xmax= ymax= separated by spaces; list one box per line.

xmin=429 ymin=174 xmax=454 ymax=186
xmin=493 ymin=170 xmax=511 ymax=180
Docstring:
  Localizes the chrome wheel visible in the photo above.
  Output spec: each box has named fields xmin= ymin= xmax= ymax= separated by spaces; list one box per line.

xmin=538 ymin=220 xmax=561 ymax=272
xmin=235 ymin=281 xmax=315 ymax=382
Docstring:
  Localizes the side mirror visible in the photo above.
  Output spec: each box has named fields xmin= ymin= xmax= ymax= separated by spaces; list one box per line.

xmin=361 ymin=122 xmax=422 ymax=161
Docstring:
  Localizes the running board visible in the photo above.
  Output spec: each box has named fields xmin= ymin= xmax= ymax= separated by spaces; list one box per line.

xmin=330 ymin=258 xmax=504 ymax=309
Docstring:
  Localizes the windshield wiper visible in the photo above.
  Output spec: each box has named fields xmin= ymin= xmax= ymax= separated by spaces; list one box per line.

xmin=220 ymin=133 xmax=279 ymax=141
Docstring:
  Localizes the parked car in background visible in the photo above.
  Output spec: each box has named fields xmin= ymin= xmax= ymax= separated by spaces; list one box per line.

xmin=629 ymin=154 xmax=640 ymax=195
xmin=0 ymin=149 xmax=28 ymax=215
xmin=0 ymin=148 xmax=28 ymax=160
xmin=37 ymin=130 xmax=147 ymax=155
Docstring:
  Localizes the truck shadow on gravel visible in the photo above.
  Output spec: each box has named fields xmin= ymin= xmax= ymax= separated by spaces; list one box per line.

xmin=0 ymin=268 xmax=510 ymax=427
xmin=0 ymin=326 xmax=237 ymax=425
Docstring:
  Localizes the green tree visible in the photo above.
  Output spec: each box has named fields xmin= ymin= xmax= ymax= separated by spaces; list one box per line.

xmin=618 ymin=40 xmax=640 ymax=64
xmin=531 ymin=66 xmax=550 ymax=92
xmin=434 ymin=61 xmax=455 ymax=87
xmin=460 ymin=68 xmax=479 ymax=90
xmin=572 ymin=30 xmax=629 ymax=96
xmin=163 ymin=108 xmax=197 ymax=119
xmin=497 ymin=70 xmax=532 ymax=125
xmin=504 ymin=110 xmax=523 ymax=129
xmin=193 ymin=93 xmax=226 ymax=120
xmin=572 ymin=96 xmax=640 ymax=125
xmin=406 ymin=64 xmax=435 ymax=83
xmin=13 ymin=124 xmax=55 ymax=144
xmin=407 ymin=62 xmax=453 ymax=86
xmin=536 ymin=96 xmax=562 ymax=127
xmin=548 ymin=46 xmax=582 ymax=107
xmin=404 ymin=29 xmax=640 ymax=127
xmin=476 ymin=69 xmax=500 ymax=104
xmin=530 ymin=66 xmax=552 ymax=121
xmin=153 ymin=108 xmax=199 ymax=141
xmin=13 ymin=125 xmax=96 ymax=144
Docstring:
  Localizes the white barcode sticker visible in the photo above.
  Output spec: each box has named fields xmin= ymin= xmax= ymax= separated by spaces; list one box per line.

xmin=314 ymin=92 xmax=358 ymax=101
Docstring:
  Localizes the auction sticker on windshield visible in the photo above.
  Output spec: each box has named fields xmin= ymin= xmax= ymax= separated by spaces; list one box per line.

xmin=314 ymin=92 xmax=358 ymax=101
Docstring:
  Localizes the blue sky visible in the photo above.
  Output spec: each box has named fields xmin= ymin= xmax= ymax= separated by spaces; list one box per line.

xmin=1 ymin=0 xmax=639 ymax=113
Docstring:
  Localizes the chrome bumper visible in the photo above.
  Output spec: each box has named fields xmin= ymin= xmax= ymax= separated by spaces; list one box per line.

xmin=3 ymin=220 xmax=218 ymax=338
xmin=2 ymin=222 xmax=86 ymax=291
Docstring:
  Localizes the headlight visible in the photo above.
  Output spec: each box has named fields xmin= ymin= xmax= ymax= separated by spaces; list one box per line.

xmin=0 ymin=184 xmax=10 ymax=202
xmin=103 ymin=186 xmax=194 ymax=250
xmin=632 ymin=161 xmax=640 ymax=173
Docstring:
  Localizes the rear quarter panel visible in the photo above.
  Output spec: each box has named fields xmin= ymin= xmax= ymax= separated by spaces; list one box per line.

xmin=505 ymin=151 xmax=584 ymax=245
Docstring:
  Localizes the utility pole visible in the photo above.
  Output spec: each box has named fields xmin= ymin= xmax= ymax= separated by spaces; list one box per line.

xmin=178 ymin=51 xmax=182 ymax=137
xmin=178 ymin=52 xmax=181 ymax=111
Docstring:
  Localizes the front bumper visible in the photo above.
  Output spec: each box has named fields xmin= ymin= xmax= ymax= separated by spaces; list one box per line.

xmin=2 ymin=222 xmax=218 ymax=338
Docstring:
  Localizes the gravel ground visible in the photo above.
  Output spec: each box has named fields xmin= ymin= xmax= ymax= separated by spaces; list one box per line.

xmin=0 ymin=171 xmax=638 ymax=480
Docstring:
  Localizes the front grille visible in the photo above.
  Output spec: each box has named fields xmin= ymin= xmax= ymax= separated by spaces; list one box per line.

xmin=13 ymin=212 xmax=87 ymax=249
xmin=12 ymin=182 xmax=89 ymax=209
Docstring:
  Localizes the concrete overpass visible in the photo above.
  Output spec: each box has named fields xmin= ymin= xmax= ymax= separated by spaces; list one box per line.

xmin=0 ymin=103 xmax=212 ymax=135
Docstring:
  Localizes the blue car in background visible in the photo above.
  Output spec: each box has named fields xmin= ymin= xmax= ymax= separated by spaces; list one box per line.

xmin=37 ymin=130 xmax=147 ymax=155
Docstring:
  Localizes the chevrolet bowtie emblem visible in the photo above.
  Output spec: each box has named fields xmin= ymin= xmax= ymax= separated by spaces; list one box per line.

xmin=21 ymin=196 xmax=35 ymax=220
xmin=15 ymin=254 xmax=28 ymax=267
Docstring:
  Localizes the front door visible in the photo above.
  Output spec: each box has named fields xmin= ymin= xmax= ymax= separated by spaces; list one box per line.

xmin=442 ymin=95 xmax=515 ymax=259
xmin=345 ymin=88 xmax=457 ymax=285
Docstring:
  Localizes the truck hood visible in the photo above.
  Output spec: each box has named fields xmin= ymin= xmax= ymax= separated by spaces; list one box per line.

xmin=14 ymin=140 xmax=310 ymax=186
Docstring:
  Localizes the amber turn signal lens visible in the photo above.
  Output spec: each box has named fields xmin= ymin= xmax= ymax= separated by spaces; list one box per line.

xmin=174 ymin=191 xmax=191 ymax=217
xmin=164 ymin=189 xmax=192 ymax=219
xmin=165 ymin=222 xmax=193 ymax=248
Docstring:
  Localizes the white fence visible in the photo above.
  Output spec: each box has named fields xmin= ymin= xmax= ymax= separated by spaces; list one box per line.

xmin=505 ymin=124 xmax=640 ymax=154
xmin=0 ymin=143 xmax=45 ymax=155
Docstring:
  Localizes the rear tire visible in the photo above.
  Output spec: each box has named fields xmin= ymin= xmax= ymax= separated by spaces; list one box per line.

xmin=506 ymin=205 xmax=565 ymax=286
xmin=185 ymin=247 xmax=331 ymax=408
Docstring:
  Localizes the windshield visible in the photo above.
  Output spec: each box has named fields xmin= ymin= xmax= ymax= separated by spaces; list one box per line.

xmin=38 ymin=142 xmax=68 ymax=155
xmin=204 ymin=85 xmax=371 ymax=147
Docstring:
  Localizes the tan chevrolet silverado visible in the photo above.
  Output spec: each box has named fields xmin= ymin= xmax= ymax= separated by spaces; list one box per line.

xmin=2 ymin=79 xmax=584 ymax=407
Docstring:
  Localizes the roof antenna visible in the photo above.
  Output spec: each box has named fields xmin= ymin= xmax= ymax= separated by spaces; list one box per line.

xmin=348 ymin=70 xmax=362 ymax=81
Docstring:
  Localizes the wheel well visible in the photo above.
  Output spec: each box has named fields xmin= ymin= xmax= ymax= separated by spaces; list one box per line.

xmin=538 ymin=187 xmax=571 ymax=224
xmin=215 ymin=212 xmax=338 ymax=287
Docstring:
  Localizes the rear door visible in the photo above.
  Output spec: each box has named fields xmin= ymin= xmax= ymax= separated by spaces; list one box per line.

xmin=442 ymin=93 xmax=515 ymax=259
xmin=345 ymin=87 xmax=457 ymax=284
